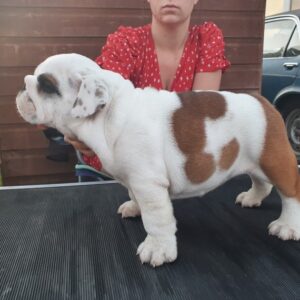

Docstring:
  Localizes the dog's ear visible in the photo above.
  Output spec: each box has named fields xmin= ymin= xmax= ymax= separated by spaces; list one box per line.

xmin=70 ymin=74 xmax=109 ymax=118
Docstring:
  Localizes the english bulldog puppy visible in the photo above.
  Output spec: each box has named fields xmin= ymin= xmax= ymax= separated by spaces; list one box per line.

xmin=16 ymin=53 xmax=300 ymax=267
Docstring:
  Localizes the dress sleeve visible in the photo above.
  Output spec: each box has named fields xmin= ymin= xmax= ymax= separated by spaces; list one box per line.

xmin=196 ymin=22 xmax=230 ymax=73
xmin=95 ymin=26 xmax=140 ymax=79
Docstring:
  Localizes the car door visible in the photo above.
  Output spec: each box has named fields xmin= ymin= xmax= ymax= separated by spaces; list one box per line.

xmin=262 ymin=16 xmax=300 ymax=102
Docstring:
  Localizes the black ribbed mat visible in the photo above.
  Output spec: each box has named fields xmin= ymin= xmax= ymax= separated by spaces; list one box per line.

xmin=0 ymin=176 xmax=299 ymax=300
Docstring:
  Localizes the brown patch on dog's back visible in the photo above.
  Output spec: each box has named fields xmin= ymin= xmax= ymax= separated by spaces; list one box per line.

xmin=253 ymin=93 xmax=300 ymax=198
xmin=219 ymin=138 xmax=239 ymax=170
xmin=173 ymin=91 xmax=227 ymax=183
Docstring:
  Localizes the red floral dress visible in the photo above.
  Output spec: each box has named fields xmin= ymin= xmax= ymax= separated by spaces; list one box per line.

xmin=83 ymin=22 xmax=230 ymax=171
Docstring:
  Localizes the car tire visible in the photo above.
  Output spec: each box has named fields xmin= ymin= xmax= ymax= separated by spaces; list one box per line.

xmin=281 ymin=102 xmax=300 ymax=162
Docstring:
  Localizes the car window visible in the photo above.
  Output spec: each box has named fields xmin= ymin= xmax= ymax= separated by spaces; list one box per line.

xmin=285 ymin=27 xmax=300 ymax=57
xmin=263 ymin=19 xmax=296 ymax=58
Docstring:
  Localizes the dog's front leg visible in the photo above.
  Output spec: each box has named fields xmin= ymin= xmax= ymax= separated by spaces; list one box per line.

xmin=130 ymin=181 xmax=177 ymax=267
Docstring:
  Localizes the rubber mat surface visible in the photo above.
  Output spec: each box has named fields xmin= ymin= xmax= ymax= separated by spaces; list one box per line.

xmin=0 ymin=176 xmax=299 ymax=300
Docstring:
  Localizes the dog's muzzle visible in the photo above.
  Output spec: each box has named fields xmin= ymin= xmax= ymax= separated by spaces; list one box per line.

xmin=16 ymin=90 xmax=38 ymax=124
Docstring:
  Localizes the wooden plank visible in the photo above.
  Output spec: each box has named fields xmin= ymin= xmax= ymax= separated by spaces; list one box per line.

xmin=0 ymin=0 xmax=265 ymax=11
xmin=0 ymin=97 xmax=24 ymax=125
xmin=2 ymin=149 xmax=77 ymax=177
xmin=191 ymin=12 xmax=265 ymax=39
xmin=225 ymin=38 xmax=263 ymax=65
xmin=0 ymin=8 xmax=262 ymax=38
xmin=0 ymin=37 xmax=106 ymax=67
xmin=0 ymin=0 xmax=149 ymax=9
xmin=221 ymin=65 xmax=261 ymax=90
xmin=196 ymin=0 xmax=265 ymax=11
xmin=0 ymin=37 xmax=262 ymax=67
xmin=0 ymin=7 xmax=151 ymax=38
xmin=0 ymin=67 xmax=34 ymax=96
xmin=0 ymin=125 xmax=48 ymax=150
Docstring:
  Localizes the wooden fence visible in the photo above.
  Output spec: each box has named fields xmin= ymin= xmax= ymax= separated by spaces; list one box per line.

xmin=0 ymin=0 xmax=266 ymax=185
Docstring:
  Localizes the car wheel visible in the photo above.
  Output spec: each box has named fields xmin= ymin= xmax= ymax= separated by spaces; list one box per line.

xmin=281 ymin=103 xmax=300 ymax=162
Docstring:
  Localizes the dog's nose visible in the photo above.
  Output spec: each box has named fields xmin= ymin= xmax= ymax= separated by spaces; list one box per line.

xmin=24 ymin=75 xmax=35 ymax=89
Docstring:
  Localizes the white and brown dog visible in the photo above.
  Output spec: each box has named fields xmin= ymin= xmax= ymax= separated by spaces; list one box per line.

xmin=16 ymin=53 xmax=300 ymax=267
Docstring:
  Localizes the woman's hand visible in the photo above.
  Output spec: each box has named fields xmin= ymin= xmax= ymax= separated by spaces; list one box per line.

xmin=36 ymin=125 xmax=95 ymax=157
xmin=64 ymin=136 xmax=95 ymax=157
xmin=36 ymin=124 xmax=48 ymax=130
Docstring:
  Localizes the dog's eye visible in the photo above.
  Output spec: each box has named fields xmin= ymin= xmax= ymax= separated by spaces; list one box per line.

xmin=38 ymin=74 xmax=61 ymax=96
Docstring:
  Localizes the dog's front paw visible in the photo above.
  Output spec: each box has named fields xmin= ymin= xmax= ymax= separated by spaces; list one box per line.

xmin=268 ymin=219 xmax=300 ymax=240
xmin=235 ymin=191 xmax=262 ymax=208
xmin=118 ymin=200 xmax=141 ymax=218
xmin=137 ymin=235 xmax=177 ymax=267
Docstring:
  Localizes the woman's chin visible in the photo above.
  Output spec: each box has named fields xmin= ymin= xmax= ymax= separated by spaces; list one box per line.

xmin=158 ymin=15 xmax=188 ymax=26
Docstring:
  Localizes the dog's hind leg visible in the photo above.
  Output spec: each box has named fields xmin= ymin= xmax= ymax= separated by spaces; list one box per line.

xmin=256 ymin=94 xmax=300 ymax=240
xmin=268 ymin=192 xmax=300 ymax=240
xmin=118 ymin=189 xmax=141 ymax=218
xmin=262 ymin=148 xmax=300 ymax=240
xmin=236 ymin=175 xmax=273 ymax=208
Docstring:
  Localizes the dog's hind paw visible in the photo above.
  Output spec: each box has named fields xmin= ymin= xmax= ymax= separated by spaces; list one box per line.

xmin=235 ymin=191 xmax=262 ymax=208
xmin=137 ymin=234 xmax=177 ymax=267
xmin=268 ymin=219 xmax=300 ymax=241
xmin=118 ymin=200 xmax=141 ymax=218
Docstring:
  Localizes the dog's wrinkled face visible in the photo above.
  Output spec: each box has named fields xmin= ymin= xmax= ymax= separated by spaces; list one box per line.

xmin=16 ymin=53 xmax=109 ymax=130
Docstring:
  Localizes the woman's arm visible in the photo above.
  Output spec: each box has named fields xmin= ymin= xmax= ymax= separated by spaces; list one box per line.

xmin=64 ymin=136 xmax=95 ymax=157
xmin=192 ymin=70 xmax=222 ymax=91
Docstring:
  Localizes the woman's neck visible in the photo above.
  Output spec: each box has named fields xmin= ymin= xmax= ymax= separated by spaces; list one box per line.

xmin=151 ymin=18 xmax=190 ymax=51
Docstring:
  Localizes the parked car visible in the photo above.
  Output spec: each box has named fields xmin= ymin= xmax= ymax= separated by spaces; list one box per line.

xmin=262 ymin=10 xmax=300 ymax=161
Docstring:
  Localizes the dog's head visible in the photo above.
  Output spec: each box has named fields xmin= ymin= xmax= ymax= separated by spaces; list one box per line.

xmin=16 ymin=53 xmax=111 ymax=130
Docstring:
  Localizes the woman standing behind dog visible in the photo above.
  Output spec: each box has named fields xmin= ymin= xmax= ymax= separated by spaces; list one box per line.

xmin=66 ymin=0 xmax=230 ymax=171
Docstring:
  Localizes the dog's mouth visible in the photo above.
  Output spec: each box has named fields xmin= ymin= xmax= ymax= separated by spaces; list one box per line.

xmin=27 ymin=95 xmax=35 ymax=106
